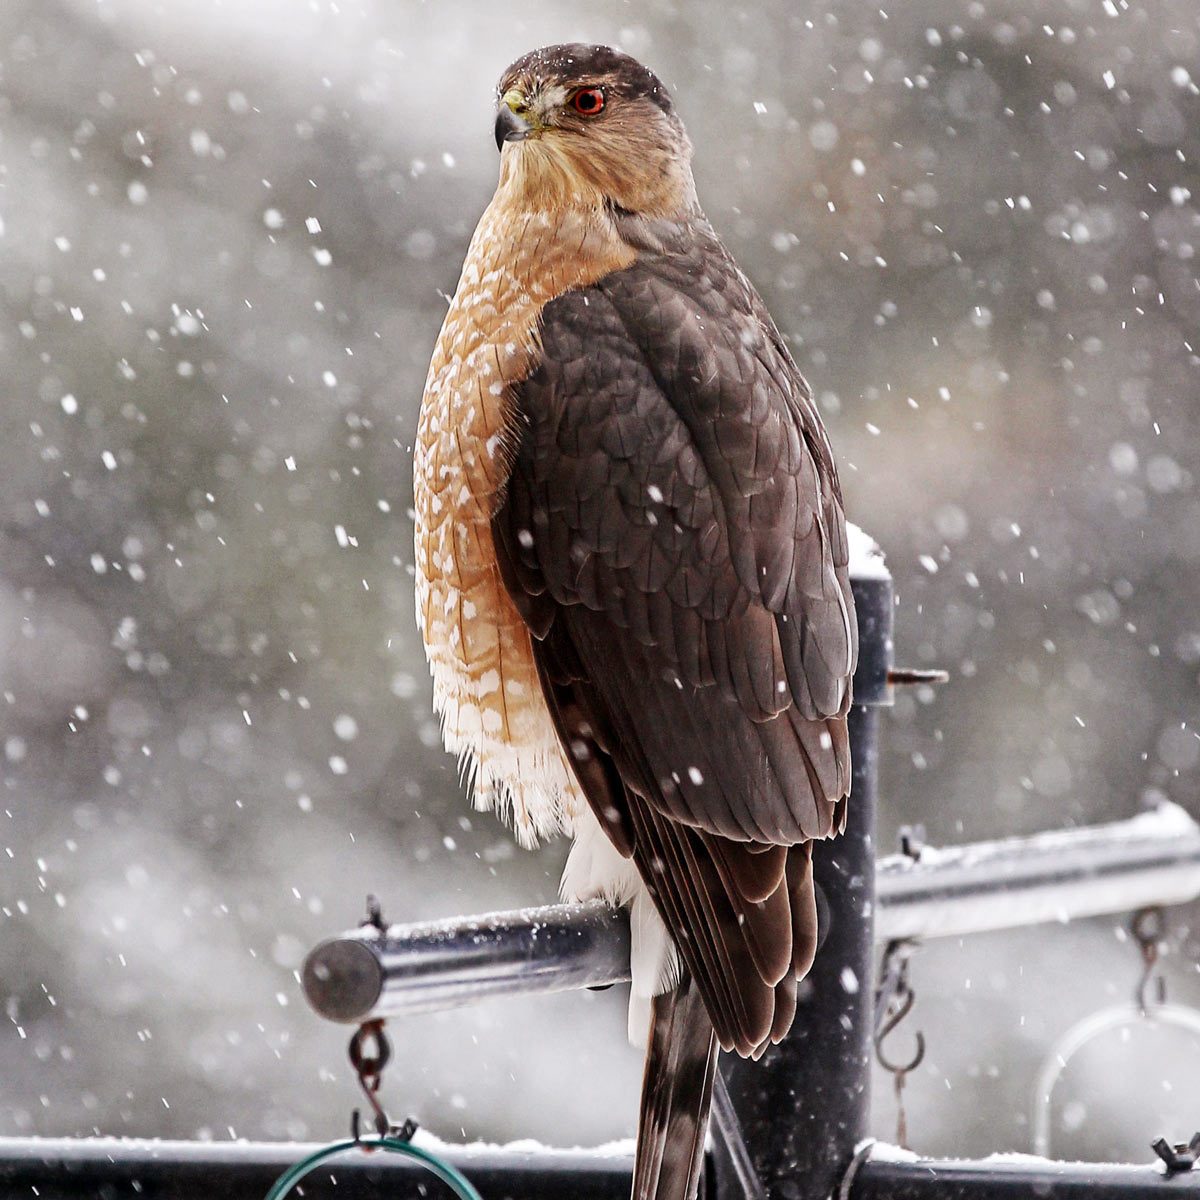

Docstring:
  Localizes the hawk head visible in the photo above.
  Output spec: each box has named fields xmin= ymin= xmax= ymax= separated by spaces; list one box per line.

xmin=494 ymin=44 xmax=696 ymax=219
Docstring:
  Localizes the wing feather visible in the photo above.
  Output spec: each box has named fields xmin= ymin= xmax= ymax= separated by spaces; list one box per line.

xmin=492 ymin=218 xmax=855 ymax=1054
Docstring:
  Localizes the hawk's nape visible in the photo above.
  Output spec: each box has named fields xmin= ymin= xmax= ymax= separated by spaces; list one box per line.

xmin=413 ymin=42 xmax=857 ymax=1200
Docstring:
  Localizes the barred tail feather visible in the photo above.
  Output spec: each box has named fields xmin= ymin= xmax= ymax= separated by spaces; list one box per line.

xmin=633 ymin=973 xmax=719 ymax=1200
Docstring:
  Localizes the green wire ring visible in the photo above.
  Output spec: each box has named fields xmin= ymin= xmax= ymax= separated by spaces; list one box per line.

xmin=264 ymin=1135 xmax=484 ymax=1200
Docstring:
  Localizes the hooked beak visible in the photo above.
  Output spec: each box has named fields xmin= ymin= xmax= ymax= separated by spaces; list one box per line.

xmin=494 ymin=104 xmax=533 ymax=151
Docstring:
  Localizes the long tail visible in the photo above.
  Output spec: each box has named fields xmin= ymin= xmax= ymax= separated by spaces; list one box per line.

xmin=633 ymin=972 xmax=720 ymax=1200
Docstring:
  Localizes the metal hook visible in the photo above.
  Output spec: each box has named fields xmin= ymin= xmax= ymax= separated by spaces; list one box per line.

xmin=874 ymin=940 xmax=926 ymax=1150
xmin=347 ymin=1018 xmax=419 ymax=1144
xmin=349 ymin=1019 xmax=393 ymax=1138
xmin=874 ymin=941 xmax=926 ymax=1071
xmin=876 ymin=987 xmax=927 ymax=1075
xmin=1132 ymin=906 xmax=1167 ymax=1015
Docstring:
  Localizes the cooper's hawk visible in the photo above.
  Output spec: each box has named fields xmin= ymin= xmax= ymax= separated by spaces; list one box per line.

xmin=414 ymin=44 xmax=856 ymax=1200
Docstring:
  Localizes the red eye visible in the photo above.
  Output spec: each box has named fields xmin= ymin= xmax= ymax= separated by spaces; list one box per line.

xmin=571 ymin=87 xmax=606 ymax=116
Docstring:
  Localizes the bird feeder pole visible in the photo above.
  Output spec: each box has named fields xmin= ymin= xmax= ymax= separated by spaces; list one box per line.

xmin=715 ymin=573 xmax=890 ymax=1199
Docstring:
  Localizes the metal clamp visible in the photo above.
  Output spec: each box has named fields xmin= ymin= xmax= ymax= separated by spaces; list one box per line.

xmin=1153 ymin=1133 xmax=1200 ymax=1175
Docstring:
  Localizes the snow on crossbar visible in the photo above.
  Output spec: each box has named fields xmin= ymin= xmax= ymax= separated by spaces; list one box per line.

xmin=302 ymin=803 xmax=1200 ymax=1024
xmin=0 ymin=1137 xmax=1196 ymax=1200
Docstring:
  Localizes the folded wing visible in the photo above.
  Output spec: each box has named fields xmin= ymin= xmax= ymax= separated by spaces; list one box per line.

xmin=492 ymin=220 xmax=856 ymax=1055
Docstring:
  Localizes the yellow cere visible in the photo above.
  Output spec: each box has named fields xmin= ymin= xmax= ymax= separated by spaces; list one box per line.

xmin=501 ymin=88 xmax=527 ymax=114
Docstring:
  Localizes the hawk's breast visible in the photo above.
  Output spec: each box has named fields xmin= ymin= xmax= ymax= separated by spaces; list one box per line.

xmin=413 ymin=198 xmax=633 ymax=846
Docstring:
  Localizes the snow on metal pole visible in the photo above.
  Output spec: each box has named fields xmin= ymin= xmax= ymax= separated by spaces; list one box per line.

xmin=0 ymin=1136 xmax=632 ymax=1199
xmin=849 ymin=1151 xmax=1200 ymax=1199
xmin=302 ymin=804 xmax=1200 ymax=1025
xmin=875 ymin=800 xmax=1200 ymax=943
xmin=1 ymin=1137 xmax=1194 ymax=1199
xmin=303 ymin=901 xmax=631 ymax=1021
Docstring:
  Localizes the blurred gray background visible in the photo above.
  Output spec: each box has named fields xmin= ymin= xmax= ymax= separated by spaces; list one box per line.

xmin=2 ymin=0 xmax=1198 ymax=1165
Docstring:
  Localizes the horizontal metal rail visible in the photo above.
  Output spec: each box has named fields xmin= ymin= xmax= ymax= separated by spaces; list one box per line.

xmin=0 ymin=1138 xmax=1194 ymax=1199
xmin=302 ymin=803 xmax=1200 ymax=1023
xmin=852 ymin=1152 xmax=1199 ymax=1198
xmin=876 ymin=800 xmax=1200 ymax=942
xmin=0 ymin=1136 xmax=631 ymax=1200
xmin=303 ymin=902 xmax=631 ymax=1022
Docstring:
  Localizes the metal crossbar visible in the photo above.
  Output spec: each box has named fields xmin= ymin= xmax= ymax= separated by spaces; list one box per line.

xmin=0 ymin=1136 xmax=1196 ymax=1199
xmin=301 ymin=802 xmax=1200 ymax=1023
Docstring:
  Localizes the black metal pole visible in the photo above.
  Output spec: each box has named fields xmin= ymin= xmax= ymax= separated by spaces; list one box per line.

xmin=715 ymin=576 xmax=890 ymax=1200
xmin=851 ymin=1156 xmax=1200 ymax=1199
xmin=0 ymin=1138 xmax=631 ymax=1200
xmin=0 ymin=1139 xmax=1195 ymax=1200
